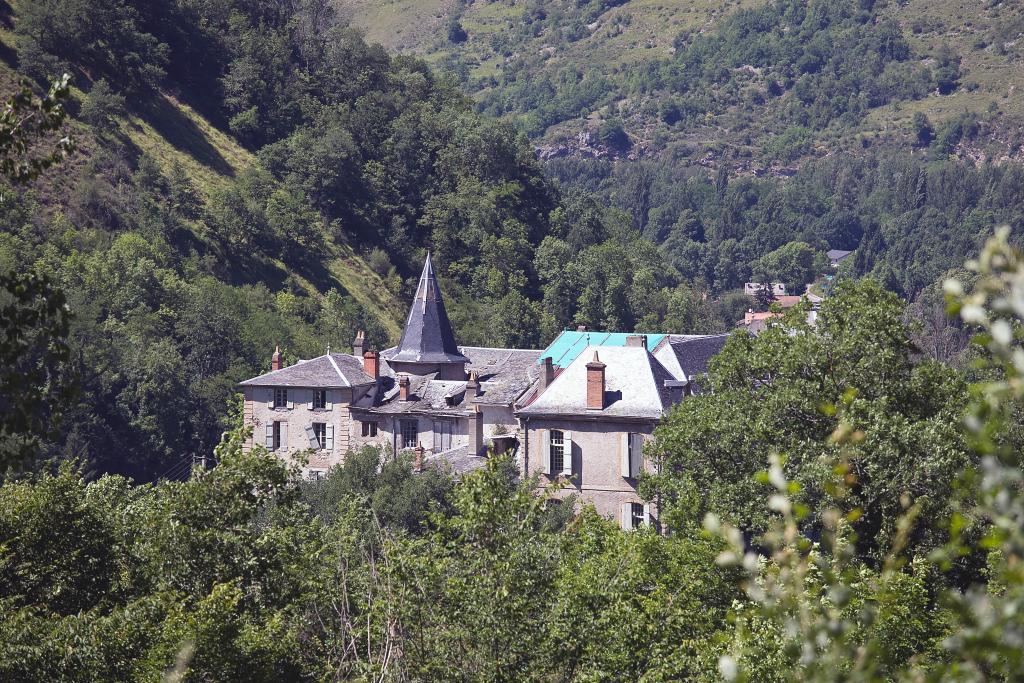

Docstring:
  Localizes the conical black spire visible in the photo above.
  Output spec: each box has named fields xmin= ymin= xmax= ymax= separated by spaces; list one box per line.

xmin=384 ymin=253 xmax=469 ymax=366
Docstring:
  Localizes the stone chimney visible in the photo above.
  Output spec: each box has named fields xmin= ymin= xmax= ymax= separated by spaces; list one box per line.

xmin=625 ymin=334 xmax=647 ymax=348
xmin=413 ymin=442 xmax=424 ymax=472
xmin=271 ymin=345 xmax=282 ymax=371
xmin=363 ymin=349 xmax=379 ymax=380
xmin=353 ymin=330 xmax=365 ymax=358
xmin=465 ymin=371 xmax=479 ymax=401
xmin=399 ymin=375 xmax=411 ymax=401
xmin=539 ymin=356 xmax=554 ymax=393
xmin=586 ymin=351 xmax=606 ymax=411
xmin=468 ymin=405 xmax=483 ymax=456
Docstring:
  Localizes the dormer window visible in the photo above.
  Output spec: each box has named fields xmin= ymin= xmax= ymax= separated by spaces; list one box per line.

xmin=273 ymin=388 xmax=288 ymax=408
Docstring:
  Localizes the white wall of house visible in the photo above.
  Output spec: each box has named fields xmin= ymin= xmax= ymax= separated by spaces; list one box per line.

xmin=522 ymin=417 xmax=658 ymax=528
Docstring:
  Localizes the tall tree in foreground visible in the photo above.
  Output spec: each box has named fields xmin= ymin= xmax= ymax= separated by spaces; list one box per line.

xmin=647 ymin=280 xmax=975 ymax=563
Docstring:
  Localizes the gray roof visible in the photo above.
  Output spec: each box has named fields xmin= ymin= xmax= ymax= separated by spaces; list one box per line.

xmin=422 ymin=445 xmax=489 ymax=476
xmin=827 ymin=249 xmax=853 ymax=261
xmin=518 ymin=345 xmax=678 ymax=420
xmin=239 ymin=353 xmax=374 ymax=388
xmin=652 ymin=334 xmax=730 ymax=381
xmin=382 ymin=253 xmax=470 ymax=365
xmin=366 ymin=346 xmax=542 ymax=414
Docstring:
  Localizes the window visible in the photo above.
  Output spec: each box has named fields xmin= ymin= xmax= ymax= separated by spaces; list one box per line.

xmin=361 ymin=421 xmax=378 ymax=437
xmin=312 ymin=423 xmax=327 ymax=450
xmin=621 ymin=502 xmax=649 ymax=530
xmin=549 ymin=430 xmax=565 ymax=473
xmin=272 ymin=421 xmax=282 ymax=451
xmin=313 ymin=389 xmax=327 ymax=409
xmin=273 ymin=388 xmax=288 ymax=408
xmin=400 ymin=419 xmax=417 ymax=449
xmin=630 ymin=503 xmax=645 ymax=530
xmin=621 ymin=432 xmax=643 ymax=479
xmin=308 ymin=469 xmax=325 ymax=481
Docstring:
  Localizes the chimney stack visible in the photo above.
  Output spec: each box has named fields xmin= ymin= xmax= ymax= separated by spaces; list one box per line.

xmin=468 ymin=405 xmax=483 ymax=456
xmin=363 ymin=349 xmax=379 ymax=380
xmin=271 ymin=345 xmax=282 ymax=371
xmin=398 ymin=375 xmax=411 ymax=401
xmin=539 ymin=356 xmax=554 ymax=393
xmin=586 ymin=351 xmax=606 ymax=411
xmin=625 ymin=334 xmax=647 ymax=348
xmin=465 ymin=371 xmax=479 ymax=401
xmin=353 ymin=330 xmax=365 ymax=358
xmin=413 ymin=442 xmax=424 ymax=472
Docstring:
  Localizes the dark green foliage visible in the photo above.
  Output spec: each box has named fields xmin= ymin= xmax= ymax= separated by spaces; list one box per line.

xmin=0 ymin=75 xmax=73 ymax=185
xmin=0 ymin=270 xmax=75 ymax=472
xmin=79 ymin=79 xmax=126 ymax=135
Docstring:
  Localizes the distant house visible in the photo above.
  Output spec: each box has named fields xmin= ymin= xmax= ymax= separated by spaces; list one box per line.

xmin=744 ymin=282 xmax=786 ymax=297
xmin=738 ymin=291 xmax=821 ymax=334
xmin=239 ymin=254 xmax=729 ymax=530
xmin=828 ymin=249 xmax=853 ymax=268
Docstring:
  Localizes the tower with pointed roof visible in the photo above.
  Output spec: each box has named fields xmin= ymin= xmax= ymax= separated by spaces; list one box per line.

xmin=382 ymin=252 xmax=470 ymax=380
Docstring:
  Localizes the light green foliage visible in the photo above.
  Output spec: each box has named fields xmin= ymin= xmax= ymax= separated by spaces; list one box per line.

xmin=754 ymin=241 xmax=825 ymax=293
xmin=648 ymin=279 xmax=974 ymax=561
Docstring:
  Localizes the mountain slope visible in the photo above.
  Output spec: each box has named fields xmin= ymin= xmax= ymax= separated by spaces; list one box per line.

xmin=336 ymin=0 xmax=1024 ymax=169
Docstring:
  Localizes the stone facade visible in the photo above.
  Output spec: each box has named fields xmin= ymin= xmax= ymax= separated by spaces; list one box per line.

xmin=521 ymin=417 xmax=656 ymax=526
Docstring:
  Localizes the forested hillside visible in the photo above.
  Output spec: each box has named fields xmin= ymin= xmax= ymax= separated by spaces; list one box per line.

xmin=2 ymin=0 xmax=747 ymax=479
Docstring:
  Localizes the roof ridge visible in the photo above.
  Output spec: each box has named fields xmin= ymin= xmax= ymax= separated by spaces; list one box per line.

xmin=325 ymin=354 xmax=350 ymax=387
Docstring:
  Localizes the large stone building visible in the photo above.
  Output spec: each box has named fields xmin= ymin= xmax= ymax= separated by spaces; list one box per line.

xmin=239 ymin=253 xmax=728 ymax=528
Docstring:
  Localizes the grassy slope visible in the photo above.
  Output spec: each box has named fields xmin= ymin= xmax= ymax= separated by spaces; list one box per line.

xmin=0 ymin=19 xmax=404 ymax=340
xmin=337 ymin=0 xmax=1024 ymax=166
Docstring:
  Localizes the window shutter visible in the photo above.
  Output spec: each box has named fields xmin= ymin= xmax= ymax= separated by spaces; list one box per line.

xmin=620 ymin=503 xmax=632 ymax=530
xmin=643 ymin=503 xmax=652 ymax=527
xmin=561 ymin=431 xmax=573 ymax=476
xmin=620 ymin=432 xmax=630 ymax=478
xmin=280 ymin=423 xmax=288 ymax=450
xmin=287 ymin=392 xmax=294 ymax=409
xmin=630 ymin=434 xmax=643 ymax=478
xmin=541 ymin=430 xmax=551 ymax=475
xmin=267 ymin=390 xmax=274 ymax=409
xmin=326 ymin=424 xmax=334 ymax=451
xmin=265 ymin=424 xmax=274 ymax=449
xmin=305 ymin=426 xmax=317 ymax=448
xmin=325 ymin=391 xmax=333 ymax=410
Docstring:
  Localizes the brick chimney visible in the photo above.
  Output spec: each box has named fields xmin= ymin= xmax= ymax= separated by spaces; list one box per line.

xmin=468 ymin=405 xmax=483 ymax=456
xmin=465 ymin=371 xmax=479 ymax=401
xmin=413 ymin=442 xmax=424 ymax=472
xmin=271 ymin=345 xmax=282 ymax=371
xmin=398 ymin=375 xmax=411 ymax=401
xmin=625 ymin=334 xmax=647 ymax=348
xmin=539 ymin=356 xmax=554 ymax=393
xmin=363 ymin=349 xmax=379 ymax=380
xmin=586 ymin=351 xmax=606 ymax=410
xmin=353 ymin=330 xmax=364 ymax=358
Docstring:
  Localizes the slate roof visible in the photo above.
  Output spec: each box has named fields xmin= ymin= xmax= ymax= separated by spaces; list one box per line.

xmin=518 ymin=346 xmax=679 ymax=420
xmin=239 ymin=353 xmax=375 ymax=388
xmin=828 ymin=249 xmax=853 ymax=262
xmin=366 ymin=347 xmax=541 ymax=414
xmin=422 ymin=445 xmax=489 ymax=476
xmin=652 ymin=334 xmax=730 ymax=381
xmin=382 ymin=253 xmax=470 ymax=365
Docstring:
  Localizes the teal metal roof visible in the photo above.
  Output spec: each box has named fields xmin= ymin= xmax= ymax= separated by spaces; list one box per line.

xmin=539 ymin=331 xmax=666 ymax=368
